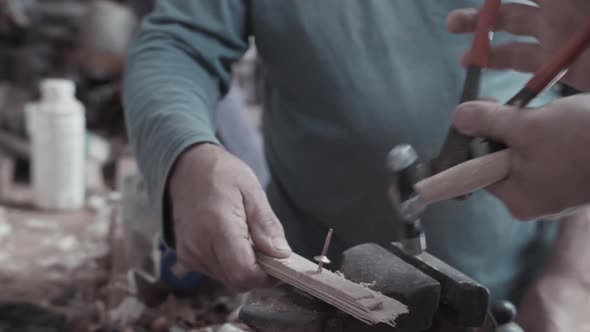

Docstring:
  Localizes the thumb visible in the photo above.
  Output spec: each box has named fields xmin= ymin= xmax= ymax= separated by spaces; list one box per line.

xmin=453 ymin=101 xmax=519 ymax=142
xmin=244 ymin=187 xmax=292 ymax=259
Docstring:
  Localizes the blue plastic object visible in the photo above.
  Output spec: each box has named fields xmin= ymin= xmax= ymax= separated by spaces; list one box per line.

xmin=157 ymin=238 xmax=207 ymax=290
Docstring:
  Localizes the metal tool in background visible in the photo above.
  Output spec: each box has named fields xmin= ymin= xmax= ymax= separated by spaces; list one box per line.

xmin=431 ymin=0 xmax=501 ymax=176
xmin=485 ymin=18 xmax=590 ymax=152
xmin=385 ymin=0 xmax=501 ymax=256
xmin=130 ymin=232 xmax=511 ymax=331
xmin=240 ymin=242 xmax=521 ymax=332
xmin=489 ymin=301 xmax=523 ymax=332
xmin=141 ymin=232 xmax=502 ymax=331
xmin=398 ymin=18 xmax=590 ymax=220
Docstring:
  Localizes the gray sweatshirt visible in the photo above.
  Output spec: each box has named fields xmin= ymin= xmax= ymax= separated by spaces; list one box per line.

xmin=124 ymin=0 xmax=557 ymax=302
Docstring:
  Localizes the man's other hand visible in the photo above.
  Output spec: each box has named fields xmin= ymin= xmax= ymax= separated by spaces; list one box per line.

xmin=517 ymin=211 xmax=590 ymax=332
xmin=517 ymin=273 xmax=590 ymax=332
xmin=168 ymin=143 xmax=291 ymax=292
xmin=447 ymin=0 xmax=590 ymax=92
xmin=453 ymin=94 xmax=590 ymax=220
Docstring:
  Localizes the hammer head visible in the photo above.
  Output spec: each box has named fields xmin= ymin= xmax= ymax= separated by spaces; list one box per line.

xmin=386 ymin=144 xmax=429 ymax=255
xmin=386 ymin=144 xmax=419 ymax=201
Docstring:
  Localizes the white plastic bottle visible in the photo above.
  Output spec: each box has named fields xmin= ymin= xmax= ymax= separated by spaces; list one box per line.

xmin=26 ymin=79 xmax=86 ymax=210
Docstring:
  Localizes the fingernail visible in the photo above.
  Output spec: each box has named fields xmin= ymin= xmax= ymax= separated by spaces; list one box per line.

xmin=272 ymin=237 xmax=292 ymax=253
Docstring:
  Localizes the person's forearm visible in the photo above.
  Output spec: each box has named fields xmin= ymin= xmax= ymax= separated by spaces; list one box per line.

xmin=516 ymin=208 xmax=590 ymax=331
xmin=123 ymin=27 xmax=221 ymax=226
xmin=544 ymin=208 xmax=590 ymax=285
xmin=122 ymin=0 xmax=249 ymax=225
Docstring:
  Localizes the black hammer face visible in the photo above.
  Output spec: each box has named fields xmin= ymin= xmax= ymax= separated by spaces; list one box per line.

xmin=386 ymin=144 xmax=431 ymax=256
xmin=386 ymin=144 xmax=423 ymax=204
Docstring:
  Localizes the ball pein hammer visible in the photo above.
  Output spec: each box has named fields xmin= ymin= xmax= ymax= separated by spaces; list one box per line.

xmin=401 ymin=19 xmax=590 ymax=222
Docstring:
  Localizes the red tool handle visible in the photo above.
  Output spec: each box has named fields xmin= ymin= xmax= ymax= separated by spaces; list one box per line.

xmin=527 ymin=19 xmax=590 ymax=93
xmin=488 ymin=18 xmax=590 ymax=152
xmin=469 ymin=0 xmax=502 ymax=68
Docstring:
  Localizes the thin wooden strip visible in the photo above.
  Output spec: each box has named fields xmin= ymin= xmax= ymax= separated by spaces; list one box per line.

xmin=262 ymin=267 xmax=374 ymax=323
xmin=262 ymin=256 xmax=376 ymax=311
xmin=279 ymin=253 xmax=382 ymax=299
xmin=259 ymin=254 xmax=402 ymax=323
xmin=257 ymin=253 xmax=408 ymax=326
xmin=260 ymin=257 xmax=378 ymax=321
xmin=259 ymin=265 xmax=374 ymax=317
xmin=263 ymin=263 xmax=400 ymax=326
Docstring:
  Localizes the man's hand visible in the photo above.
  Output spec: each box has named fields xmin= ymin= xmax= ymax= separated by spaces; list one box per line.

xmin=168 ymin=143 xmax=292 ymax=292
xmin=453 ymin=94 xmax=590 ymax=220
xmin=447 ymin=0 xmax=590 ymax=91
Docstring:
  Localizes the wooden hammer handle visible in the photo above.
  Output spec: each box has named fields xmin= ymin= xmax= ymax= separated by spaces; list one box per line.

xmin=415 ymin=149 xmax=511 ymax=204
